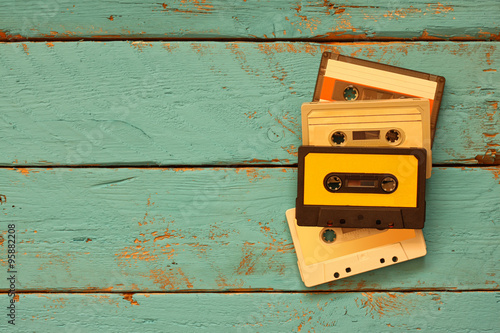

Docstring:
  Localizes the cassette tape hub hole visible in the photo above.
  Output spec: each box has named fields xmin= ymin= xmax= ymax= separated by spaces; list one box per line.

xmin=325 ymin=175 xmax=342 ymax=192
xmin=331 ymin=131 xmax=346 ymax=145
xmin=385 ymin=129 xmax=401 ymax=144
xmin=321 ymin=228 xmax=337 ymax=244
xmin=343 ymin=86 xmax=359 ymax=101
xmin=381 ymin=177 xmax=397 ymax=193
xmin=334 ymin=272 xmax=340 ymax=278
xmin=392 ymin=256 xmax=398 ymax=262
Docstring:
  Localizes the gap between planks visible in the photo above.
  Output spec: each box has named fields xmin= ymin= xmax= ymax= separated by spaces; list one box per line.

xmin=0 ymin=289 xmax=497 ymax=295
xmin=0 ymin=164 xmax=497 ymax=169
xmin=0 ymin=37 xmax=498 ymax=43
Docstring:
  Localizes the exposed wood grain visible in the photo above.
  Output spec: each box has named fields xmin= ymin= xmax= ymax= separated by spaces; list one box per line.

xmin=0 ymin=166 xmax=498 ymax=291
xmin=0 ymin=1 xmax=499 ymax=41
xmin=0 ymin=42 xmax=498 ymax=166
xmin=0 ymin=292 xmax=498 ymax=331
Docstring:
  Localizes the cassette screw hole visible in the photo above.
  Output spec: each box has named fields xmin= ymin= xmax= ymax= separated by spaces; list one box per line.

xmin=325 ymin=175 xmax=342 ymax=192
xmin=392 ymin=256 xmax=398 ymax=262
xmin=331 ymin=131 xmax=346 ymax=145
xmin=385 ymin=129 xmax=401 ymax=144
xmin=376 ymin=220 xmax=381 ymax=225
xmin=345 ymin=267 xmax=351 ymax=273
xmin=321 ymin=229 xmax=336 ymax=244
xmin=381 ymin=177 xmax=397 ymax=193
xmin=380 ymin=258 xmax=385 ymax=264
xmin=334 ymin=272 xmax=340 ymax=278
xmin=340 ymin=219 xmax=346 ymax=224
xmin=343 ymin=86 xmax=359 ymax=101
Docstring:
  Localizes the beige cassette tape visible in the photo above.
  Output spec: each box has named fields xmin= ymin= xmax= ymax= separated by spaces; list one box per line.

xmin=301 ymin=98 xmax=432 ymax=178
xmin=286 ymin=208 xmax=427 ymax=287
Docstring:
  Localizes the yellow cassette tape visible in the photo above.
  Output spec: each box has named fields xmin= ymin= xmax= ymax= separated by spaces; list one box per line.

xmin=301 ymin=98 xmax=432 ymax=178
xmin=296 ymin=146 xmax=427 ymax=229
xmin=286 ymin=209 xmax=427 ymax=287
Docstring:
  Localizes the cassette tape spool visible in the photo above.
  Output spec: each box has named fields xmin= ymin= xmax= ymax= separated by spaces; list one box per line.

xmin=285 ymin=208 xmax=427 ymax=287
xmin=312 ymin=52 xmax=445 ymax=145
xmin=296 ymin=146 xmax=427 ymax=229
xmin=301 ymin=99 xmax=432 ymax=178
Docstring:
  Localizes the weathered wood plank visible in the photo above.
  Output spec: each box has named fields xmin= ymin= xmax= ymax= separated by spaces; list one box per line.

xmin=0 ymin=1 xmax=499 ymax=41
xmin=0 ymin=42 xmax=498 ymax=166
xmin=0 ymin=166 xmax=498 ymax=291
xmin=1 ymin=292 xmax=498 ymax=331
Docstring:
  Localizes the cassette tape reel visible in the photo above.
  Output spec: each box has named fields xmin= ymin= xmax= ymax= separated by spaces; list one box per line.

xmin=301 ymin=99 xmax=432 ymax=178
xmin=296 ymin=146 xmax=427 ymax=229
xmin=286 ymin=208 xmax=427 ymax=287
xmin=312 ymin=52 xmax=445 ymax=145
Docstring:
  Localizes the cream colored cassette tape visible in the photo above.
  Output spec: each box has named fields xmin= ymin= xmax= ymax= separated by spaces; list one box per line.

xmin=301 ymin=98 xmax=432 ymax=178
xmin=286 ymin=208 xmax=427 ymax=287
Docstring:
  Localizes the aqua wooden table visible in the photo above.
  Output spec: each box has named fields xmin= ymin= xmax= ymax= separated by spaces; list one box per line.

xmin=0 ymin=1 xmax=499 ymax=331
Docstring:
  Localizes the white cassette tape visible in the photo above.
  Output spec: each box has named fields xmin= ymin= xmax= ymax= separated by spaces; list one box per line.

xmin=301 ymin=98 xmax=432 ymax=178
xmin=286 ymin=208 xmax=427 ymax=287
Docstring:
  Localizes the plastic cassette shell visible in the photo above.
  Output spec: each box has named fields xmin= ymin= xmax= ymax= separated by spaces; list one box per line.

xmin=296 ymin=146 xmax=427 ymax=229
xmin=285 ymin=208 xmax=427 ymax=287
xmin=312 ymin=52 xmax=445 ymax=145
xmin=301 ymin=98 xmax=432 ymax=178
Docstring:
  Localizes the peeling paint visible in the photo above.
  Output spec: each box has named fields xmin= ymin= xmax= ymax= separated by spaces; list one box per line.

xmin=148 ymin=267 xmax=194 ymax=290
xmin=157 ymin=0 xmax=214 ymax=15
xmin=10 ymin=168 xmax=39 ymax=176
xmin=122 ymin=293 xmax=139 ymax=306
xmin=356 ymin=293 xmax=411 ymax=319
xmin=475 ymin=149 xmax=500 ymax=165
xmin=130 ymin=42 xmax=153 ymax=51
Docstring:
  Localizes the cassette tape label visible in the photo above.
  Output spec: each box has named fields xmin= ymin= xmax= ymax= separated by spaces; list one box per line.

xmin=303 ymin=152 xmax=419 ymax=207
xmin=320 ymin=77 xmax=426 ymax=103
xmin=322 ymin=63 xmax=439 ymax=100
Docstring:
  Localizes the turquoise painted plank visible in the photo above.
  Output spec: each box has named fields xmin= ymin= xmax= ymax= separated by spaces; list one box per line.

xmin=0 ymin=292 xmax=498 ymax=332
xmin=0 ymin=166 xmax=498 ymax=291
xmin=0 ymin=1 xmax=499 ymax=40
xmin=0 ymin=42 xmax=498 ymax=166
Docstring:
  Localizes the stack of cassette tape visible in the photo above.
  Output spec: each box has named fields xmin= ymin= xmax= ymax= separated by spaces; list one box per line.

xmin=286 ymin=52 xmax=445 ymax=287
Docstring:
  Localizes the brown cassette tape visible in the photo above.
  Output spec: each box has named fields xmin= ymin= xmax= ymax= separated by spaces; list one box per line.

xmin=312 ymin=52 xmax=445 ymax=144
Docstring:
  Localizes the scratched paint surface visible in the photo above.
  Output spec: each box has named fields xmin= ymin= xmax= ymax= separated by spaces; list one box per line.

xmin=0 ymin=42 xmax=498 ymax=166
xmin=0 ymin=1 xmax=499 ymax=41
xmin=0 ymin=167 xmax=498 ymax=291
xmin=0 ymin=292 xmax=497 ymax=332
